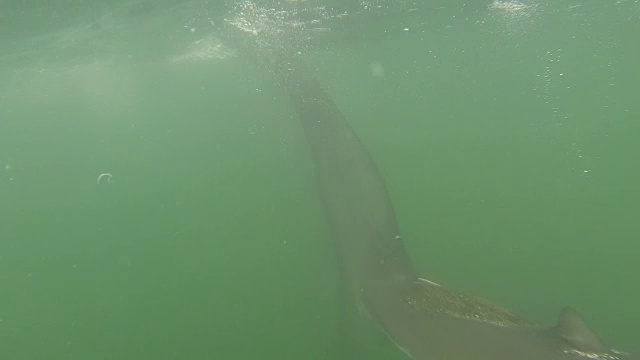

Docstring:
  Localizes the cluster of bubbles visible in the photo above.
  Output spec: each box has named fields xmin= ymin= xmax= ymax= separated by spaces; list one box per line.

xmin=221 ymin=0 xmax=339 ymax=64
xmin=1 ymin=0 xmax=549 ymax=94
xmin=219 ymin=0 xmax=422 ymax=64
xmin=486 ymin=0 xmax=540 ymax=36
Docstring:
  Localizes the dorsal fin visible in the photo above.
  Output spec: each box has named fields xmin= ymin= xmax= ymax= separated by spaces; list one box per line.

xmin=554 ymin=307 xmax=608 ymax=353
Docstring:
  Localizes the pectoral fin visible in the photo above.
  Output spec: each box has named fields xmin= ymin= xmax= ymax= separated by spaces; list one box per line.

xmin=554 ymin=307 xmax=608 ymax=353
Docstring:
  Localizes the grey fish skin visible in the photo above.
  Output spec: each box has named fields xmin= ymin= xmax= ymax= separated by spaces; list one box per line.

xmin=276 ymin=56 xmax=638 ymax=360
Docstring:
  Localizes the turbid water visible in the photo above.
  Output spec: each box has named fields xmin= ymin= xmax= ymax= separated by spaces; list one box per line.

xmin=0 ymin=1 xmax=638 ymax=359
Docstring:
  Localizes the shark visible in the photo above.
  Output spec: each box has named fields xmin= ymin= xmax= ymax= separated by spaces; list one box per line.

xmin=275 ymin=55 xmax=638 ymax=360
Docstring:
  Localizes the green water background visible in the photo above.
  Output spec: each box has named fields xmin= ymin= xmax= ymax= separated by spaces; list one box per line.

xmin=1 ymin=0 xmax=638 ymax=359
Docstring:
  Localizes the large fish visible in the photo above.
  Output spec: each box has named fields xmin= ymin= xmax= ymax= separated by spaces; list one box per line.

xmin=276 ymin=56 xmax=638 ymax=360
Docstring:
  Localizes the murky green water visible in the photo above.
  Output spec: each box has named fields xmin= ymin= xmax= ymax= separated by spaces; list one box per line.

xmin=1 ymin=1 xmax=638 ymax=359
